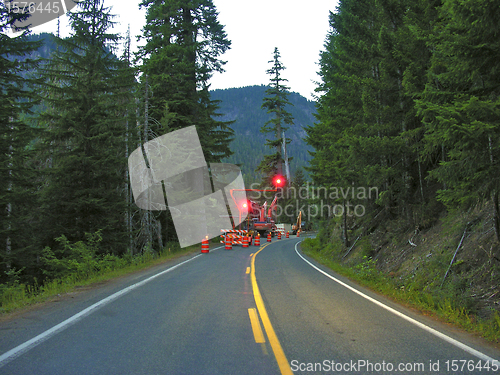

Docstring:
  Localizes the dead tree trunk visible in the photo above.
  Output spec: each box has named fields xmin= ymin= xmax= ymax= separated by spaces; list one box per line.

xmin=343 ymin=200 xmax=350 ymax=248
xmin=493 ymin=191 xmax=500 ymax=243
xmin=143 ymin=74 xmax=153 ymax=251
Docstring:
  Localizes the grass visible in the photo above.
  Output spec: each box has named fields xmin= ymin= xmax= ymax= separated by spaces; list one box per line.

xmin=300 ymin=237 xmax=500 ymax=343
xmin=0 ymin=244 xmax=201 ymax=316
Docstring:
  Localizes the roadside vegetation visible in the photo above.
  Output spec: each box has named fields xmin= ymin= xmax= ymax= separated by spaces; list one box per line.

xmin=300 ymin=0 xmax=500 ymax=345
xmin=301 ymin=206 xmax=500 ymax=344
xmin=0 ymin=232 xmax=206 ymax=315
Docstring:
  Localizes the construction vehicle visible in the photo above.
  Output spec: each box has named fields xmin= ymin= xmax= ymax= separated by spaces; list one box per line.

xmin=250 ymin=195 xmax=278 ymax=237
xmin=220 ymin=192 xmax=280 ymax=245
xmin=291 ymin=211 xmax=302 ymax=235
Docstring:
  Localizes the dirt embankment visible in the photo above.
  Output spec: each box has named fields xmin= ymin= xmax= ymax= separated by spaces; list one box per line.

xmin=342 ymin=204 xmax=500 ymax=322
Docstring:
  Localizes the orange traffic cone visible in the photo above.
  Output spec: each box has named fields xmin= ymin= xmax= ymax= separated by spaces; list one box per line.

xmin=201 ymin=237 xmax=209 ymax=253
xmin=225 ymin=236 xmax=233 ymax=250
xmin=297 ymin=231 xmax=300 ymax=238
xmin=277 ymin=231 xmax=281 ymax=240
xmin=267 ymin=232 xmax=272 ymax=242
xmin=254 ymin=235 xmax=260 ymax=246
xmin=242 ymin=236 xmax=249 ymax=248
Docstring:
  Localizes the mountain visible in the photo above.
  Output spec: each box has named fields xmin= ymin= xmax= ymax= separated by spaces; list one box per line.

xmin=12 ymin=34 xmax=316 ymax=184
xmin=210 ymin=85 xmax=316 ymax=184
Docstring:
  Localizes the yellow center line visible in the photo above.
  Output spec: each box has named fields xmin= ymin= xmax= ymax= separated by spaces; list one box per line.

xmin=246 ymin=267 xmax=250 ymax=274
xmin=248 ymin=308 xmax=265 ymax=343
xmin=251 ymin=243 xmax=293 ymax=375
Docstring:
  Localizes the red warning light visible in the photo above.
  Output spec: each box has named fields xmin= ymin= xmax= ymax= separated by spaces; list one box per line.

xmin=273 ymin=175 xmax=286 ymax=187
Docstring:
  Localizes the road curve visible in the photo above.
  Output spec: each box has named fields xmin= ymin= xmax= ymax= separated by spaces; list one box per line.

xmin=255 ymin=236 xmax=500 ymax=374
xmin=0 ymin=236 xmax=499 ymax=374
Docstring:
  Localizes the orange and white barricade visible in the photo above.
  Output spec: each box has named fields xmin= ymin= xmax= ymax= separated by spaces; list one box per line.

xmin=254 ymin=235 xmax=260 ymax=246
xmin=201 ymin=237 xmax=209 ymax=253
xmin=225 ymin=236 xmax=233 ymax=250
xmin=220 ymin=229 xmax=249 ymax=246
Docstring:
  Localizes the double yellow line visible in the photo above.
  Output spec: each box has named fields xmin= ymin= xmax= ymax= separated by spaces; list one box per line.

xmin=248 ymin=244 xmax=293 ymax=375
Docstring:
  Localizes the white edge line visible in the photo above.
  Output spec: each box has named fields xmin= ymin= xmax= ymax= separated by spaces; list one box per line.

xmin=0 ymin=245 xmax=224 ymax=367
xmin=294 ymin=242 xmax=499 ymax=364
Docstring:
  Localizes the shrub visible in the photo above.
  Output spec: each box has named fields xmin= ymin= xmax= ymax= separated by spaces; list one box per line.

xmin=41 ymin=230 xmax=103 ymax=280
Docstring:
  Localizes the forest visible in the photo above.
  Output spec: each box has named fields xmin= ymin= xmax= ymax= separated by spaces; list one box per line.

xmin=308 ymin=0 xmax=500 ymax=244
xmin=1 ymin=0 xmax=500 ymax=328
xmin=0 ymin=0 xmax=236 ymax=290
xmin=304 ymin=0 xmax=500 ymax=333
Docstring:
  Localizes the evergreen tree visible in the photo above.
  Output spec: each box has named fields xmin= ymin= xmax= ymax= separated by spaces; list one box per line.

xmin=119 ymin=25 xmax=139 ymax=253
xmin=0 ymin=4 xmax=42 ymax=283
xmin=307 ymin=0 xmax=435 ymax=244
xmin=38 ymin=0 xmax=131 ymax=255
xmin=138 ymin=0 xmax=233 ymax=162
xmin=418 ymin=0 xmax=500 ymax=241
xmin=137 ymin=0 xmax=233 ymax=248
xmin=256 ymin=47 xmax=293 ymax=187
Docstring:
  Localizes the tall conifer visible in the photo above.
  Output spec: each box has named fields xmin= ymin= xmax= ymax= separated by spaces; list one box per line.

xmin=256 ymin=47 xmax=293 ymax=186
xmin=419 ymin=0 xmax=500 ymax=240
xmin=0 ymin=4 xmax=41 ymax=283
xmin=138 ymin=0 xmax=233 ymax=162
xmin=38 ymin=0 xmax=131 ymax=254
xmin=137 ymin=0 xmax=233 ymax=247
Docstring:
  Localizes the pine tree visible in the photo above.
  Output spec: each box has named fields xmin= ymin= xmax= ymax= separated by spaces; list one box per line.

xmin=418 ymin=0 xmax=500 ymax=241
xmin=138 ymin=0 xmax=233 ymax=162
xmin=0 ymin=4 xmax=42 ymax=283
xmin=38 ymin=0 xmax=131 ymax=255
xmin=119 ymin=25 xmax=139 ymax=253
xmin=256 ymin=47 xmax=293 ymax=187
xmin=307 ymin=0 xmax=435 ymax=245
xmin=137 ymin=0 xmax=233 ymax=248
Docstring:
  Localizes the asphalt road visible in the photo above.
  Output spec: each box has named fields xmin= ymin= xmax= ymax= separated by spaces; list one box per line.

xmin=0 ymin=235 xmax=499 ymax=374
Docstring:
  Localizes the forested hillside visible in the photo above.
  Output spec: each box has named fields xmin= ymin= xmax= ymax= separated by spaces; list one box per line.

xmin=304 ymin=0 xmax=500 ymax=331
xmin=0 ymin=0 xmax=235 ymax=291
xmin=210 ymin=85 xmax=315 ymax=184
xmin=308 ymin=0 xmax=500 ymax=238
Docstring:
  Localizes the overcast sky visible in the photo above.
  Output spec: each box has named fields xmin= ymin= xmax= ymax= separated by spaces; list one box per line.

xmin=32 ymin=0 xmax=339 ymax=100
